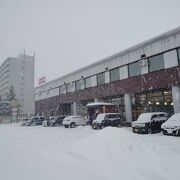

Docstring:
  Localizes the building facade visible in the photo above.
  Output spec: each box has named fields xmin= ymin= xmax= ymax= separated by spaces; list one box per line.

xmin=35 ymin=27 xmax=180 ymax=122
xmin=0 ymin=53 xmax=35 ymax=115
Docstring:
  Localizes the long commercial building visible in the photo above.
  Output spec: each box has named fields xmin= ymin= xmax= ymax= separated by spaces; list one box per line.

xmin=0 ymin=53 xmax=35 ymax=115
xmin=35 ymin=27 xmax=180 ymax=122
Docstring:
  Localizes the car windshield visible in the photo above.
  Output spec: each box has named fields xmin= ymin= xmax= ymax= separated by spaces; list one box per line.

xmin=136 ymin=114 xmax=152 ymax=123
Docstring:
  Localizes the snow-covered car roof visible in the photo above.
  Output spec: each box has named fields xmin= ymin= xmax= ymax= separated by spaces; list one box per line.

xmin=133 ymin=112 xmax=167 ymax=124
xmin=94 ymin=113 xmax=122 ymax=123
xmin=64 ymin=116 xmax=83 ymax=118
xmin=86 ymin=102 xmax=115 ymax=107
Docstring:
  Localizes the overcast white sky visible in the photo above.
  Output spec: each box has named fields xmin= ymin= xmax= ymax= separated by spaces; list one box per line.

xmin=0 ymin=0 xmax=180 ymax=86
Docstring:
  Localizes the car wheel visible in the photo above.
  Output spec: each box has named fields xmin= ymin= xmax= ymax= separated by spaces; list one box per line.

xmin=100 ymin=124 xmax=105 ymax=129
xmin=147 ymin=128 xmax=152 ymax=134
xmin=178 ymin=130 xmax=180 ymax=136
xmin=70 ymin=122 xmax=76 ymax=128
xmin=176 ymin=130 xmax=180 ymax=136
xmin=55 ymin=123 xmax=59 ymax=127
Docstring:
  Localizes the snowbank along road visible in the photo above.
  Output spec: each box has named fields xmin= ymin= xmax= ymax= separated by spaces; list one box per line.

xmin=0 ymin=124 xmax=179 ymax=180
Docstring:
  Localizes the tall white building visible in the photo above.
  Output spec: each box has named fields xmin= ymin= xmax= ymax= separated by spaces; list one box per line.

xmin=0 ymin=53 xmax=35 ymax=115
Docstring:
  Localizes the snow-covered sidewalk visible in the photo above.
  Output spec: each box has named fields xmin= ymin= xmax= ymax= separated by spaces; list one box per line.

xmin=0 ymin=124 xmax=179 ymax=180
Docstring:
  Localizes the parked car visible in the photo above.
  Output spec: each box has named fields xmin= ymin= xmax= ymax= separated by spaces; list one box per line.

xmin=42 ymin=118 xmax=50 ymax=127
xmin=26 ymin=116 xmax=45 ymax=126
xmin=62 ymin=116 xmax=88 ymax=128
xmin=161 ymin=113 xmax=180 ymax=136
xmin=20 ymin=118 xmax=29 ymax=126
xmin=49 ymin=115 xmax=66 ymax=127
xmin=36 ymin=116 xmax=45 ymax=125
xmin=92 ymin=113 xmax=125 ymax=129
xmin=132 ymin=112 xmax=168 ymax=134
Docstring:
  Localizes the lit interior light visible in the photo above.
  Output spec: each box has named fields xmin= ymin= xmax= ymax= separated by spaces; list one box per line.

xmin=156 ymin=102 xmax=160 ymax=105
xmin=171 ymin=102 xmax=173 ymax=105
xmin=164 ymin=102 xmax=167 ymax=105
xmin=148 ymin=101 xmax=152 ymax=104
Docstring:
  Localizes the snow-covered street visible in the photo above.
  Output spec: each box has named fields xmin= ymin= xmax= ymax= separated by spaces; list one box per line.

xmin=0 ymin=124 xmax=179 ymax=180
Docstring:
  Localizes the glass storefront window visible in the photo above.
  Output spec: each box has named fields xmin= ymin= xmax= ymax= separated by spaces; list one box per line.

xmin=128 ymin=62 xmax=140 ymax=77
xmin=97 ymin=72 xmax=105 ymax=85
xmin=149 ymin=54 xmax=164 ymax=72
xmin=133 ymin=89 xmax=173 ymax=121
xmin=110 ymin=68 xmax=120 ymax=82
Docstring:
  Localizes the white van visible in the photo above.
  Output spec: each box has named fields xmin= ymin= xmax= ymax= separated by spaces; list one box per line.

xmin=62 ymin=116 xmax=88 ymax=128
xmin=161 ymin=113 xmax=180 ymax=136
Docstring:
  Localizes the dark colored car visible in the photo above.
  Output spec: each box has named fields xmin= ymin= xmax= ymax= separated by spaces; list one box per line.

xmin=49 ymin=115 xmax=66 ymax=127
xmin=36 ymin=116 xmax=45 ymax=125
xmin=27 ymin=116 xmax=45 ymax=126
xmin=132 ymin=112 xmax=168 ymax=134
xmin=92 ymin=113 xmax=125 ymax=129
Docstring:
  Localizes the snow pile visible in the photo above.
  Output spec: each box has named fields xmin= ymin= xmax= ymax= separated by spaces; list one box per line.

xmin=69 ymin=127 xmax=180 ymax=180
xmin=0 ymin=125 xmax=179 ymax=180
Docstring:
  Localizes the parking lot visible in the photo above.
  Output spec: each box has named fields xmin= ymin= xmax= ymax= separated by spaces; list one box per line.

xmin=0 ymin=124 xmax=179 ymax=180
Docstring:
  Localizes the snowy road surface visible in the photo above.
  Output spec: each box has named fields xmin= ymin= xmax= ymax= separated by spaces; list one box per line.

xmin=0 ymin=124 xmax=179 ymax=180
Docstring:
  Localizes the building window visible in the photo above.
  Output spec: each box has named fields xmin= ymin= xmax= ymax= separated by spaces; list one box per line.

xmin=66 ymin=83 xmax=71 ymax=93
xmin=110 ymin=68 xmax=120 ymax=82
xmin=66 ymin=82 xmax=74 ymax=93
xmin=149 ymin=54 xmax=164 ymax=72
xmin=128 ymin=62 xmax=140 ymax=77
xmin=85 ymin=77 xmax=91 ymax=88
xmin=59 ymin=85 xmax=66 ymax=95
xmin=97 ymin=72 xmax=105 ymax=85
xmin=75 ymin=79 xmax=84 ymax=91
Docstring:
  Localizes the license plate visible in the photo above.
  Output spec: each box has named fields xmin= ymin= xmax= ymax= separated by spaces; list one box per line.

xmin=93 ymin=124 xmax=97 ymax=128
xmin=134 ymin=129 xmax=138 ymax=132
xmin=167 ymin=129 xmax=173 ymax=134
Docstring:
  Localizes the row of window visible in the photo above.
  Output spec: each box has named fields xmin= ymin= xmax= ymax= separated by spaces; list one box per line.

xmin=38 ymin=48 xmax=180 ymax=97
xmin=128 ymin=53 xmax=164 ymax=77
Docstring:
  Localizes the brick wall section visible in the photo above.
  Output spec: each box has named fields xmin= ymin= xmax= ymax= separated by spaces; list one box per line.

xmin=35 ymin=66 xmax=180 ymax=114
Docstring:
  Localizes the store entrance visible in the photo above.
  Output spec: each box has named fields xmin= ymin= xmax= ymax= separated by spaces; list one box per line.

xmin=133 ymin=89 xmax=173 ymax=121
